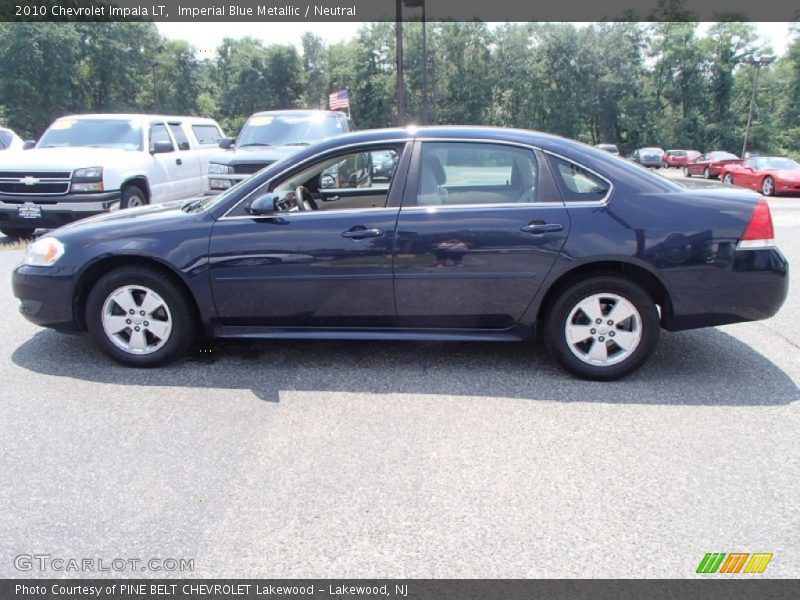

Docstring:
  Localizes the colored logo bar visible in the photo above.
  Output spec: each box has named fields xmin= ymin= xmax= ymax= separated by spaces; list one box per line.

xmin=697 ymin=553 xmax=773 ymax=574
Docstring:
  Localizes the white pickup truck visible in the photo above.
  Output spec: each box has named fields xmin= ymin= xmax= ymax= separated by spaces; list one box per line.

xmin=0 ymin=114 xmax=225 ymax=237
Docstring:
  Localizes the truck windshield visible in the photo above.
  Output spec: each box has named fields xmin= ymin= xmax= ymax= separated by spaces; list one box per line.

xmin=39 ymin=119 xmax=142 ymax=150
xmin=237 ymin=114 xmax=345 ymax=148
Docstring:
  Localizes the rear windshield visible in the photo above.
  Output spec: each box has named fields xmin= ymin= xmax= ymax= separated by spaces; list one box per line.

xmin=237 ymin=114 xmax=346 ymax=148
xmin=39 ymin=119 xmax=142 ymax=150
xmin=0 ymin=130 xmax=13 ymax=147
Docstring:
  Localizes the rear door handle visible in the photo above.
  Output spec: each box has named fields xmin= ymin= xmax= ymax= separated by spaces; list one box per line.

xmin=176 ymin=158 xmax=183 ymax=165
xmin=521 ymin=223 xmax=564 ymax=234
xmin=342 ymin=227 xmax=384 ymax=239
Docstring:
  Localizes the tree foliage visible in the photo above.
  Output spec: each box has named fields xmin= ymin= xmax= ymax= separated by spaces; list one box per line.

xmin=0 ymin=22 xmax=798 ymax=158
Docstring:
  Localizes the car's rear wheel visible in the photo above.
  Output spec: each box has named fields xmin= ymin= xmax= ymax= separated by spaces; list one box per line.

xmin=86 ymin=266 xmax=196 ymax=367
xmin=121 ymin=184 xmax=147 ymax=209
xmin=683 ymin=167 xmax=691 ymax=178
xmin=723 ymin=173 xmax=734 ymax=186
xmin=761 ymin=176 xmax=775 ymax=197
xmin=0 ymin=227 xmax=36 ymax=239
xmin=544 ymin=276 xmax=660 ymax=381
xmin=703 ymin=167 xmax=711 ymax=179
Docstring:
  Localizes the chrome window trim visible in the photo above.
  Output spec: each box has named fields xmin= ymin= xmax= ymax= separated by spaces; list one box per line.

xmin=219 ymin=136 xmax=616 ymax=219
xmin=219 ymin=138 xmax=411 ymax=220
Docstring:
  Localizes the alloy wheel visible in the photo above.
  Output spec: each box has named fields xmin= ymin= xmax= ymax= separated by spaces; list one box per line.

xmin=564 ymin=293 xmax=642 ymax=366
xmin=101 ymin=285 xmax=173 ymax=355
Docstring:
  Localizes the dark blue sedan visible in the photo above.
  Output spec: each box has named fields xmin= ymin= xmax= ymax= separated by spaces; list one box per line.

xmin=12 ymin=127 xmax=789 ymax=380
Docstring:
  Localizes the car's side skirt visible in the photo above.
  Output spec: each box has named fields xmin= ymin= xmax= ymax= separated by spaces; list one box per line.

xmin=213 ymin=326 xmax=527 ymax=343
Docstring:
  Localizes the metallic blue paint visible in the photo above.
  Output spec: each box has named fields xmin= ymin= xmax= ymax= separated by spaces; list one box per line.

xmin=12 ymin=126 xmax=789 ymax=343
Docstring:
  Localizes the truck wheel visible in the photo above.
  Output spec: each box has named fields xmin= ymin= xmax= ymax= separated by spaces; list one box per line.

xmin=1 ymin=227 xmax=36 ymax=239
xmin=121 ymin=185 xmax=147 ymax=209
xmin=544 ymin=276 xmax=660 ymax=381
xmin=86 ymin=265 xmax=197 ymax=367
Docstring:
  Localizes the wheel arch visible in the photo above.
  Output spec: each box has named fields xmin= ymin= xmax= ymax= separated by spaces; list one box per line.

xmin=536 ymin=260 xmax=674 ymax=328
xmin=72 ymin=254 xmax=201 ymax=332
xmin=120 ymin=176 xmax=151 ymax=202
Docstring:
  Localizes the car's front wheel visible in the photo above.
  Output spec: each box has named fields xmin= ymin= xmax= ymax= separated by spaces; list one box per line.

xmin=544 ymin=276 xmax=660 ymax=381
xmin=761 ymin=176 xmax=775 ymax=197
xmin=703 ymin=167 xmax=711 ymax=179
xmin=723 ymin=173 xmax=734 ymax=186
xmin=684 ymin=167 xmax=691 ymax=178
xmin=86 ymin=266 xmax=197 ymax=367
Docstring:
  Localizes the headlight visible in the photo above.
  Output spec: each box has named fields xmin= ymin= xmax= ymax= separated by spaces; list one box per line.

xmin=209 ymin=163 xmax=233 ymax=175
xmin=24 ymin=237 xmax=65 ymax=267
xmin=209 ymin=178 xmax=232 ymax=189
xmin=71 ymin=182 xmax=104 ymax=192
xmin=73 ymin=166 xmax=103 ymax=179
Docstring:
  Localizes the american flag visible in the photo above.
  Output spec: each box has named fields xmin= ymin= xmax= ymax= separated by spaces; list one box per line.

xmin=328 ymin=89 xmax=350 ymax=110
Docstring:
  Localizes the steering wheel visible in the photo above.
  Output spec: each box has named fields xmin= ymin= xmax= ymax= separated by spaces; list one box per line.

xmin=295 ymin=186 xmax=318 ymax=211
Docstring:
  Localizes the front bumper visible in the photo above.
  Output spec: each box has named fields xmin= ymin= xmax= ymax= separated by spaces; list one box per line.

xmin=12 ymin=264 xmax=79 ymax=330
xmin=0 ymin=191 xmax=121 ymax=230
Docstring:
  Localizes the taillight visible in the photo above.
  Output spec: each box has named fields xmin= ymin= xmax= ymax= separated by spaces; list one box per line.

xmin=737 ymin=198 xmax=775 ymax=250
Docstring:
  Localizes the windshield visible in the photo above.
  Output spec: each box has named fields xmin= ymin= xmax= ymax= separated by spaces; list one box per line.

xmin=237 ymin=114 xmax=345 ymax=147
xmin=39 ymin=119 xmax=142 ymax=150
xmin=761 ymin=157 xmax=800 ymax=170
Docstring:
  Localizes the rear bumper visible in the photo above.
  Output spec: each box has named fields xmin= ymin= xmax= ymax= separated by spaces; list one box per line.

xmin=0 ymin=191 xmax=121 ymax=230
xmin=664 ymin=248 xmax=789 ymax=331
xmin=12 ymin=264 xmax=79 ymax=330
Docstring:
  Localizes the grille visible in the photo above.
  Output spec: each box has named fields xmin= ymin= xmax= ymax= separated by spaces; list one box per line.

xmin=0 ymin=171 xmax=71 ymax=195
xmin=0 ymin=182 xmax=70 ymax=194
xmin=0 ymin=171 xmax=71 ymax=179
xmin=233 ymin=162 xmax=272 ymax=175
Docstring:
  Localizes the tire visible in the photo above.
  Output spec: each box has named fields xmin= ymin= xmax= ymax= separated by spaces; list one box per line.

xmin=543 ymin=276 xmax=660 ymax=381
xmin=684 ymin=167 xmax=691 ymax=178
xmin=723 ymin=173 xmax=734 ymax=186
xmin=121 ymin=185 xmax=147 ymax=209
xmin=703 ymin=167 xmax=711 ymax=179
xmin=85 ymin=265 xmax=197 ymax=367
xmin=1 ymin=227 xmax=36 ymax=238
xmin=761 ymin=176 xmax=775 ymax=197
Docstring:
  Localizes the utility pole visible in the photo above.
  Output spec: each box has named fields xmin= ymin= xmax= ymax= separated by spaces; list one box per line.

xmin=742 ymin=55 xmax=775 ymax=157
xmin=150 ymin=61 xmax=160 ymax=112
xmin=395 ymin=0 xmax=405 ymax=126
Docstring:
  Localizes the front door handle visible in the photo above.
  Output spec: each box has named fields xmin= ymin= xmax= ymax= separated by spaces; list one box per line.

xmin=521 ymin=223 xmax=564 ymax=234
xmin=342 ymin=227 xmax=384 ymax=239
xmin=176 ymin=158 xmax=183 ymax=165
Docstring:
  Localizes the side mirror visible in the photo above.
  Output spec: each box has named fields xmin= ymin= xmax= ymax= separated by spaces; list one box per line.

xmin=219 ymin=137 xmax=235 ymax=150
xmin=247 ymin=193 xmax=278 ymax=216
xmin=150 ymin=140 xmax=174 ymax=154
xmin=22 ymin=140 xmax=35 ymax=150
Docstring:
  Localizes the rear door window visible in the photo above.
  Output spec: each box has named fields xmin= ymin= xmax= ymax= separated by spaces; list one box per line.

xmin=168 ymin=123 xmax=191 ymax=151
xmin=548 ymin=155 xmax=610 ymax=202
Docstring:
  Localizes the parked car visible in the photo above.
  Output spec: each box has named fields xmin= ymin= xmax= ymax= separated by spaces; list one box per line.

xmin=12 ymin=126 xmax=788 ymax=381
xmin=662 ymin=149 xmax=700 ymax=168
xmin=683 ymin=151 xmax=740 ymax=179
xmin=631 ymin=147 xmax=665 ymax=168
xmin=721 ymin=156 xmax=800 ymax=196
xmin=595 ymin=143 xmax=620 ymax=156
xmin=0 ymin=114 xmax=225 ymax=238
xmin=0 ymin=127 xmax=23 ymax=151
xmin=207 ymin=110 xmax=353 ymax=193
xmin=371 ymin=149 xmax=397 ymax=180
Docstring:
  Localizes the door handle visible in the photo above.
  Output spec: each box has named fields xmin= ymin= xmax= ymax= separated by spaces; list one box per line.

xmin=176 ymin=158 xmax=183 ymax=165
xmin=342 ymin=227 xmax=384 ymax=239
xmin=521 ymin=223 xmax=564 ymax=234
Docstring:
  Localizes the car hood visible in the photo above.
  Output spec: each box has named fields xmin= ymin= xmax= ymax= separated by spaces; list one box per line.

xmin=210 ymin=144 xmax=305 ymax=166
xmin=774 ymin=169 xmax=800 ymax=180
xmin=0 ymin=146 xmax=140 ymax=170
xmin=52 ymin=199 xmax=202 ymax=240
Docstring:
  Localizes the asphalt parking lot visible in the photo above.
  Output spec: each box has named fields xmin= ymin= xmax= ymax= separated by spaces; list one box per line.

xmin=1 ymin=180 xmax=798 ymax=578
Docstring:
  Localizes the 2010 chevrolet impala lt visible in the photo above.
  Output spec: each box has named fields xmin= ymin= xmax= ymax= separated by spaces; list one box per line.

xmin=12 ymin=127 xmax=789 ymax=380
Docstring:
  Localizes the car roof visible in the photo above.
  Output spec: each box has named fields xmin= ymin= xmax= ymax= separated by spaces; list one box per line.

xmin=251 ymin=109 xmax=347 ymax=118
xmin=51 ymin=114 xmax=219 ymax=124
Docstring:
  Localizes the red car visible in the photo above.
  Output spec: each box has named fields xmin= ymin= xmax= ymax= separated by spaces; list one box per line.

xmin=662 ymin=149 xmax=700 ymax=168
xmin=684 ymin=151 xmax=740 ymax=179
xmin=720 ymin=156 xmax=800 ymax=196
